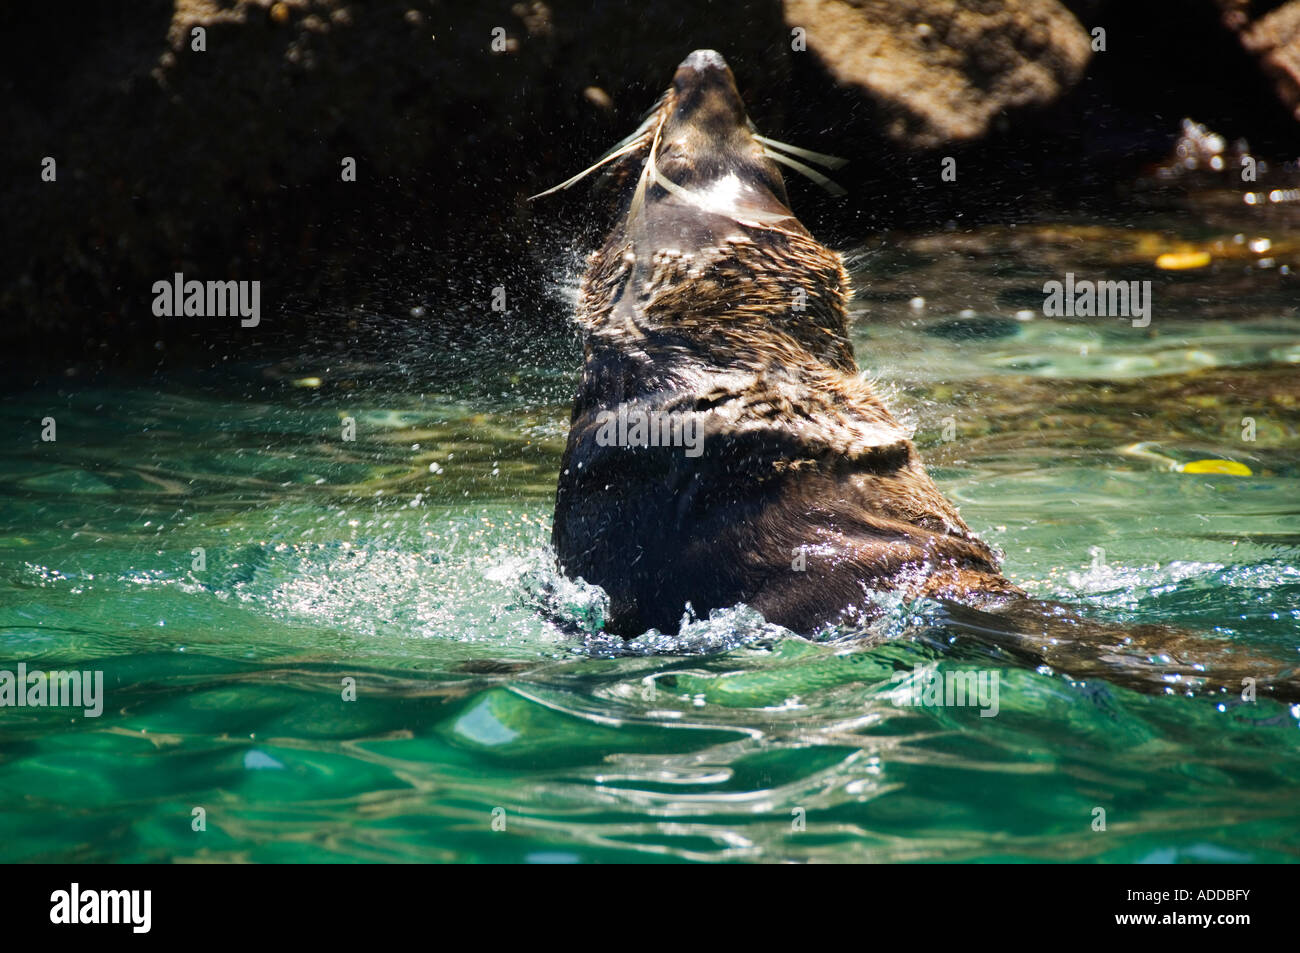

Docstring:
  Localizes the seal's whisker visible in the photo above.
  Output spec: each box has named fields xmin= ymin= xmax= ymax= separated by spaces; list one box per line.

xmin=645 ymin=137 xmax=796 ymax=225
xmin=528 ymin=134 xmax=651 ymax=200
xmin=762 ymin=148 xmax=848 ymax=196
xmin=530 ymin=101 xmax=667 ymax=201
xmin=648 ymin=135 xmax=712 ymax=208
xmin=753 ymin=135 xmax=848 ymax=170
xmin=626 ymin=113 xmax=665 ymax=223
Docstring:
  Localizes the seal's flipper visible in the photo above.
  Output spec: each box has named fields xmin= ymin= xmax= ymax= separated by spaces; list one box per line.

xmin=936 ymin=598 xmax=1300 ymax=703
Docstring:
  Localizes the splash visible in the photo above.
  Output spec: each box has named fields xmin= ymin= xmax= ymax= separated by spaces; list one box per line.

xmin=579 ymin=604 xmax=791 ymax=659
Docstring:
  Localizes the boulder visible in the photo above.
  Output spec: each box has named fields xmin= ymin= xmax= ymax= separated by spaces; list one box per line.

xmin=781 ymin=0 xmax=1093 ymax=147
xmin=1218 ymin=0 xmax=1300 ymax=122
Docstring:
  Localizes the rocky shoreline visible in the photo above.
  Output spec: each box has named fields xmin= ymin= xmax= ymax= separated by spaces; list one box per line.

xmin=4 ymin=0 xmax=1300 ymax=374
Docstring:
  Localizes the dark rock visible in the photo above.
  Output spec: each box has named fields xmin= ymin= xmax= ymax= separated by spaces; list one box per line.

xmin=1219 ymin=0 xmax=1300 ymax=122
xmin=781 ymin=0 xmax=1092 ymax=147
xmin=1 ymin=0 xmax=790 ymax=370
xmin=4 ymin=0 xmax=1299 ymax=374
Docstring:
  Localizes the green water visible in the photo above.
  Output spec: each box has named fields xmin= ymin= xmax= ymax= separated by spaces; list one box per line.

xmin=3 ymin=207 xmax=1299 ymax=863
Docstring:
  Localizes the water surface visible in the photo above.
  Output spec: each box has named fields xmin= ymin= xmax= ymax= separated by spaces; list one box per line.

xmin=2 ymin=200 xmax=1299 ymax=863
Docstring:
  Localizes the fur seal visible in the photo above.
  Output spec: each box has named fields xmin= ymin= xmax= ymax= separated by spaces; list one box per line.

xmin=538 ymin=50 xmax=1299 ymax=701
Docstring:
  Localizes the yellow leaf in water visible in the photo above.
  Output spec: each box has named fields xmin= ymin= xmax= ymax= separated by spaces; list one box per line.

xmin=1180 ymin=459 xmax=1252 ymax=476
xmin=1155 ymin=251 xmax=1212 ymax=270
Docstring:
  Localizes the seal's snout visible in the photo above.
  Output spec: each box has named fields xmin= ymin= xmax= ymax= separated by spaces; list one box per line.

xmin=677 ymin=49 xmax=729 ymax=74
xmin=669 ymin=48 xmax=745 ymax=126
xmin=655 ymin=48 xmax=787 ymax=205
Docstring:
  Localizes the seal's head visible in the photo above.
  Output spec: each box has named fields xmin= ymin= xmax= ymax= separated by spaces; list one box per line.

xmin=532 ymin=49 xmax=844 ymax=228
xmin=538 ymin=51 xmax=854 ymax=365
xmin=649 ymin=50 xmax=792 ymax=219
